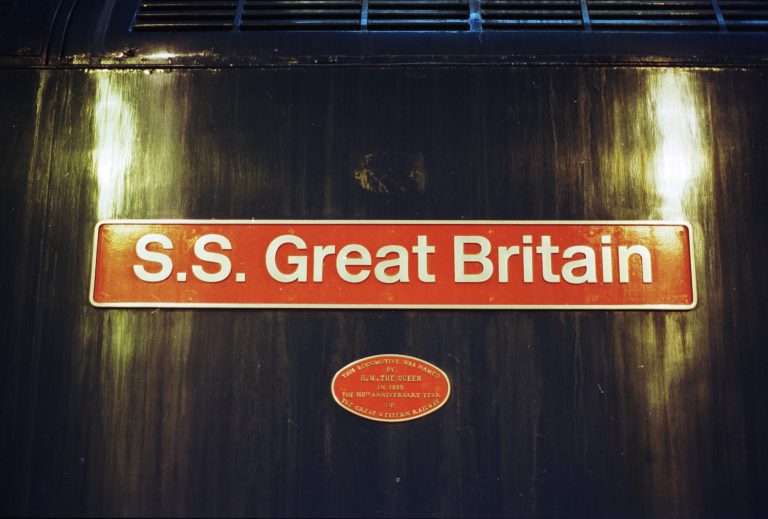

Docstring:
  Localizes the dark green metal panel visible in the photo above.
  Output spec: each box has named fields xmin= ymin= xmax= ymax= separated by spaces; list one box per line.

xmin=1 ymin=66 xmax=767 ymax=516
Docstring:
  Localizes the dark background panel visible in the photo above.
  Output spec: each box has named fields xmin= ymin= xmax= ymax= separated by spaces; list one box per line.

xmin=1 ymin=66 xmax=767 ymax=517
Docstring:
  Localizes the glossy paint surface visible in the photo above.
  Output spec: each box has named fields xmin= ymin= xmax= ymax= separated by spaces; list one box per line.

xmin=1 ymin=66 xmax=767 ymax=517
xmin=90 ymin=220 xmax=695 ymax=308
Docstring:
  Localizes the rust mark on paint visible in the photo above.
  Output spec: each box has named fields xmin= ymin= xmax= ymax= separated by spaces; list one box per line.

xmin=353 ymin=152 xmax=426 ymax=194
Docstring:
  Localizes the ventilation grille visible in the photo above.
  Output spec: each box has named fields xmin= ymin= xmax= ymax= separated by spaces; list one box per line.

xmin=482 ymin=1 xmax=583 ymax=30
xmin=587 ymin=0 xmax=718 ymax=30
xmin=130 ymin=0 xmax=768 ymax=32
xmin=367 ymin=1 xmax=470 ymax=30
xmin=720 ymin=0 xmax=768 ymax=30
xmin=133 ymin=0 xmax=238 ymax=31
xmin=241 ymin=0 xmax=362 ymax=30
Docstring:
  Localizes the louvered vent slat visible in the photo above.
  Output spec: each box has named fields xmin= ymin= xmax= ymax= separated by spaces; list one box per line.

xmin=127 ymin=0 xmax=768 ymax=33
xmin=368 ymin=0 xmax=470 ymax=31
xmin=720 ymin=0 xmax=768 ymax=30
xmin=587 ymin=0 xmax=718 ymax=30
xmin=133 ymin=0 xmax=238 ymax=31
xmin=241 ymin=0 xmax=361 ymax=30
xmin=482 ymin=1 xmax=582 ymax=30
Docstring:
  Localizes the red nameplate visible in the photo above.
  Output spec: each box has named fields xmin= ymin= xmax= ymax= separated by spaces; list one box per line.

xmin=90 ymin=220 xmax=696 ymax=309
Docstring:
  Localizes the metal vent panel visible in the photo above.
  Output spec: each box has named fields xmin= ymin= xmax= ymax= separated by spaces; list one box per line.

xmin=133 ymin=0 xmax=239 ymax=31
xmin=482 ymin=1 xmax=583 ymax=30
xmin=720 ymin=0 xmax=768 ymax=30
xmin=127 ymin=0 xmax=768 ymax=33
xmin=241 ymin=1 xmax=362 ymax=30
xmin=587 ymin=0 xmax=718 ymax=30
xmin=367 ymin=0 xmax=471 ymax=31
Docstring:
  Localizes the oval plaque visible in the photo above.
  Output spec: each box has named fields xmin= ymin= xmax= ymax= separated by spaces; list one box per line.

xmin=331 ymin=354 xmax=451 ymax=422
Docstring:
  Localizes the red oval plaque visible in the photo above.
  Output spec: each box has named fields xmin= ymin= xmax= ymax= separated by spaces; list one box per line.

xmin=331 ymin=354 xmax=451 ymax=422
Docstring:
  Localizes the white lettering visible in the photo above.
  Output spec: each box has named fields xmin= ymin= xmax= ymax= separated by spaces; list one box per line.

xmin=619 ymin=245 xmax=653 ymax=283
xmin=312 ymin=245 xmax=336 ymax=282
xmin=412 ymin=235 xmax=436 ymax=283
xmin=536 ymin=235 xmax=561 ymax=283
xmin=562 ymin=246 xmax=597 ymax=284
xmin=266 ymin=235 xmax=307 ymax=283
xmin=454 ymin=236 xmax=493 ymax=283
xmin=601 ymin=235 xmax=613 ymax=283
xmin=133 ymin=234 xmax=173 ymax=282
xmin=192 ymin=234 xmax=232 ymax=283
xmin=375 ymin=245 xmax=410 ymax=283
xmin=337 ymin=244 xmax=371 ymax=283
xmin=497 ymin=246 xmax=520 ymax=283
xmin=522 ymin=235 xmax=534 ymax=283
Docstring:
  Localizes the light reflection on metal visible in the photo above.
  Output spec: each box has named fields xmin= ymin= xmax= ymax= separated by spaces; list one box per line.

xmin=146 ymin=50 xmax=176 ymax=60
xmin=85 ymin=72 xmax=196 ymax=508
xmin=92 ymin=73 xmax=136 ymax=219
xmin=648 ymin=71 xmax=707 ymax=220
xmin=624 ymin=70 xmax=713 ymax=513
